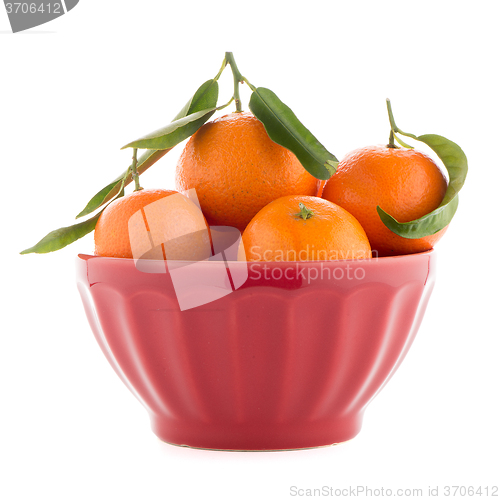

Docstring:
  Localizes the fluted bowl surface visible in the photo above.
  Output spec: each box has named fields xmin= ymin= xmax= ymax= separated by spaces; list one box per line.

xmin=76 ymin=251 xmax=436 ymax=450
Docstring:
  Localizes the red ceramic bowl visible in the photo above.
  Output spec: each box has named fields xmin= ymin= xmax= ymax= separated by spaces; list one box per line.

xmin=76 ymin=250 xmax=436 ymax=450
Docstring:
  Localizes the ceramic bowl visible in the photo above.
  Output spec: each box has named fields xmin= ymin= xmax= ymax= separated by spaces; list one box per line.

xmin=76 ymin=250 xmax=436 ymax=450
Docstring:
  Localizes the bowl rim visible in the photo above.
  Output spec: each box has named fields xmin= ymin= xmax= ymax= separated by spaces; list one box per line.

xmin=77 ymin=248 xmax=435 ymax=265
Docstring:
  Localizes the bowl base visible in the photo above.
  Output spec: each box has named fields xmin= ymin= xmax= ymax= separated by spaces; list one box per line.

xmin=158 ymin=438 xmax=347 ymax=452
xmin=150 ymin=414 xmax=363 ymax=452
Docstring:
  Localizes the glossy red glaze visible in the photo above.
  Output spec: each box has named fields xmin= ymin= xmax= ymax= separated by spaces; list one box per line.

xmin=76 ymin=251 xmax=436 ymax=450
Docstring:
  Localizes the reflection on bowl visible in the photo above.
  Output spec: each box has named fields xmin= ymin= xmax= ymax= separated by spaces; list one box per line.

xmin=76 ymin=250 xmax=436 ymax=451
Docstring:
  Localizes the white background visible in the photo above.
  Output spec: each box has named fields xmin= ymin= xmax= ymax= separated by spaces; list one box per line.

xmin=1 ymin=1 xmax=499 ymax=499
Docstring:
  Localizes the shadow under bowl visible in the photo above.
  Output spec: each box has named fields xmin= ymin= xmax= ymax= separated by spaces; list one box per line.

xmin=76 ymin=250 xmax=436 ymax=451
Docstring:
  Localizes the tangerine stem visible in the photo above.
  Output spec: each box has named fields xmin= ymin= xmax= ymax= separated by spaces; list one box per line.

xmin=386 ymin=98 xmax=418 ymax=141
xmin=386 ymin=99 xmax=399 ymax=148
xmin=242 ymin=76 xmax=256 ymax=92
xmin=131 ymin=148 xmax=142 ymax=191
xmin=388 ymin=129 xmax=398 ymax=148
xmin=225 ymin=52 xmax=244 ymax=112
xmin=295 ymin=203 xmax=314 ymax=220
xmin=386 ymin=98 xmax=399 ymax=133
xmin=216 ymin=96 xmax=235 ymax=111
xmin=214 ymin=54 xmax=227 ymax=81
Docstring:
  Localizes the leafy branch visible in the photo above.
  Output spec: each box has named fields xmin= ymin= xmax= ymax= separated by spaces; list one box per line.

xmin=21 ymin=52 xmax=339 ymax=254
xmin=377 ymin=99 xmax=468 ymax=239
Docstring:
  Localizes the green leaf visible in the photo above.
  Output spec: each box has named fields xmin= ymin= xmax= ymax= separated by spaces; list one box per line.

xmin=76 ymin=149 xmax=167 ymax=218
xmin=76 ymin=80 xmax=219 ymax=218
xmin=22 ymin=79 xmax=221 ymax=255
xmin=378 ymin=133 xmax=468 ymax=239
xmin=22 ymin=181 xmax=129 ymax=254
xmin=377 ymin=195 xmax=459 ymax=239
xmin=21 ymin=207 xmax=104 ymax=255
xmin=417 ymin=134 xmax=467 ymax=205
xmin=248 ymin=87 xmax=338 ymax=180
xmin=172 ymin=79 xmax=219 ymax=121
xmin=121 ymin=106 xmax=218 ymax=150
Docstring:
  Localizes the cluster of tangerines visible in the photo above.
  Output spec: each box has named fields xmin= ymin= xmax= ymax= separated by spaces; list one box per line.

xmin=94 ymin=110 xmax=449 ymax=262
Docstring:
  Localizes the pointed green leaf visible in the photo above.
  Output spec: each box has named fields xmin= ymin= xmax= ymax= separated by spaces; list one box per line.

xmin=22 ymin=185 xmax=128 ymax=254
xmin=377 ymin=195 xmax=459 ymax=239
xmin=173 ymin=79 xmax=219 ymax=121
xmin=417 ymin=134 xmax=467 ymax=205
xmin=21 ymin=207 xmax=104 ymax=255
xmin=248 ymin=87 xmax=338 ymax=180
xmin=122 ymin=106 xmax=218 ymax=150
xmin=76 ymin=80 xmax=219 ymax=218
xmin=378 ymin=133 xmax=468 ymax=239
